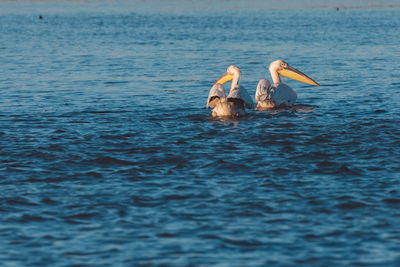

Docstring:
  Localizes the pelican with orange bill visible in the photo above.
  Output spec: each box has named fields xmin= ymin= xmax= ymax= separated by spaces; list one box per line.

xmin=255 ymin=60 xmax=320 ymax=109
xmin=207 ymin=65 xmax=253 ymax=117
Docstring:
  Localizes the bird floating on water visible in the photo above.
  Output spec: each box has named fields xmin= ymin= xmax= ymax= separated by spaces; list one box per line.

xmin=255 ymin=60 xmax=320 ymax=110
xmin=207 ymin=65 xmax=253 ymax=117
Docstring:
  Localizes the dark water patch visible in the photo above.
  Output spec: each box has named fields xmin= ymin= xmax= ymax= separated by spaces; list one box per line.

xmin=247 ymin=61 xmax=262 ymax=65
xmin=335 ymin=201 xmax=368 ymax=210
xmin=360 ymin=121 xmax=374 ymax=126
xmin=84 ymin=171 xmax=103 ymax=178
xmin=383 ymin=198 xmax=400 ymax=204
xmin=89 ymin=156 xmax=137 ymax=166
xmin=63 ymin=212 xmax=100 ymax=220
xmin=366 ymin=166 xmax=384 ymax=171
xmin=100 ymin=133 xmax=136 ymax=140
xmin=63 ymin=219 xmax=87 ymax=225
xmin=261 ymin=179 xmax=285 ymax=189
xmin=86 ymin=110 xmax=131 ymax=114
xmin=132 ymin=195 xmax=160 ymax=208
xmin=104 ymin=81 xmax=130 ymax=85
xmin=17 ymin=214 xmax=51 ymax=223
xmin=157 ymin=232 xmax=176 ymax=238
xmin=68 ymin=120 xmax=90 ymax=124
xmin=272 ymin=167 xmax=292 ymax=175
xmin=41 ymin=197 xmax=58 ymax=205
xmin=163 ymin=193 xmax=203 ymax=201
xmin=312 ymin=134 xmax=332 ymax=144
xmin=316 ymin=160 xmax=336 ymax=167
xmin=19 ymin=176 xmax=81 ymax=184
xmin=113 ymin=168 xmax=149 ymax=180
xmin=303 ymin=234 xmax=320 ymax=239
xmin=26 ymin=151 xmax=57 ymax=161
xmin=313 ymin=163 xmax=363 ymax=176
xmin=5 ymin=197 xmax=39 ymax=207
xmin=321 ymin=83 xmax=341 ymax=87
xmin=199 ymin=159 xmax=252 ymax=173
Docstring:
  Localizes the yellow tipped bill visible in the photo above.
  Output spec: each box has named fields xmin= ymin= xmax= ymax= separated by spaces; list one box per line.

xmin=278 ymin=66 xmax=320 ymax=86
xmin=215 ymin=72 xmax=234 ymax=85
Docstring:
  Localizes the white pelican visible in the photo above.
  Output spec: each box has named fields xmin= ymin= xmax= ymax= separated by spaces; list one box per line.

xmin=255 ymin=60 xmax=320 ymax=109
xmin=207 ymin=65 xmax=253 ymax=117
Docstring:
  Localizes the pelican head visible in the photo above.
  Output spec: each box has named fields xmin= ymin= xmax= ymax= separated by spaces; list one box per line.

xmin=269 ymin=60 xmax=320 ymax=86
xmin=215 ymin=65 xmax=241 ymax=85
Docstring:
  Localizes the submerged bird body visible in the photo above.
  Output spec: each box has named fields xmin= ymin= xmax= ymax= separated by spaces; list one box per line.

xmin=256 ymin=60 xmax=319 ymax=110
xmin=207 ymin=66 xmax=253 ymax=117
xmin=208 ymin=84 xmax=246 ymax=117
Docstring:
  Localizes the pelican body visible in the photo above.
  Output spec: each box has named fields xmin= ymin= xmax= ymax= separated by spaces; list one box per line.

xmin=207 ymin=65 xmax=253 ymax=117
xmin=256 ymin=60 xmax=320 ymax=109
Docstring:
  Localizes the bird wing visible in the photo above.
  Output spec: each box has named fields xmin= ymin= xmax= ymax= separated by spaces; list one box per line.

xmin=255 ymin=79 xmax=272 ymax=102
xmin=207 ymin=83 xmax=226 ymax=108
xmin=270 ymin=83 xmax=297 ymax=106
xmin=227 ymin=85 xmax=254 ymax=109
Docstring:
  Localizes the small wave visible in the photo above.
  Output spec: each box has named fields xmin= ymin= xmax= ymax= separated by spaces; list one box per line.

xmin=201 ymin=233 xmax=263 ymax=247
xmin=223 ymin=237 xmax=263 ymax=247
xmin=64 ymin=219 xmax=86 ymax=225
xmin=335 ymin=165 xmax=363 ymax=175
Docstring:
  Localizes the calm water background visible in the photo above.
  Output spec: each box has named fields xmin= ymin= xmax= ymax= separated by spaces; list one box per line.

xmin=1 ymin=0 xmax=400 ymax=266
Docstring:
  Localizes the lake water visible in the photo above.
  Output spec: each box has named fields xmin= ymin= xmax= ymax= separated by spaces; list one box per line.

xmin=1 ymin=0 xmax=400 ymax=266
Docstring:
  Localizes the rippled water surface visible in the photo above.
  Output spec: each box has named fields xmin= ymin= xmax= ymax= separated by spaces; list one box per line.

xmin=1 ymin=1 xmax=400 ymax=266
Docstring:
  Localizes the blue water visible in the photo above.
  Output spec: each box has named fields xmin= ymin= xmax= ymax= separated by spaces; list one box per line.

xmin=1 ymin=1 xmax=400 ymax=266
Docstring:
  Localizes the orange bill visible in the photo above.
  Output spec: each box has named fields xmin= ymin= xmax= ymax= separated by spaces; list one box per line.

xmin=278 ymin=66 xmax=320 ymax=86
xmin=215 ymin=72 xmax=234 ymax=85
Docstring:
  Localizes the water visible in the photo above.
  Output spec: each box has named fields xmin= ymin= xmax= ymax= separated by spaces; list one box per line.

xmin=1 ymin=1 xmax=400 ymax=266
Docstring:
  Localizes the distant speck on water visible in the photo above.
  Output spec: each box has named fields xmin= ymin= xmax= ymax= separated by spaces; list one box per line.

xmin=39 ymin=15 xmax=43 ymax=19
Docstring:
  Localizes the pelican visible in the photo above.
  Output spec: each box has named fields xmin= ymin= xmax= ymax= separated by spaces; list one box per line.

xmin=255 ymin=60 xmax=320 ymax=109
xmin=207 ymin=65 xmax=253 ymax=117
